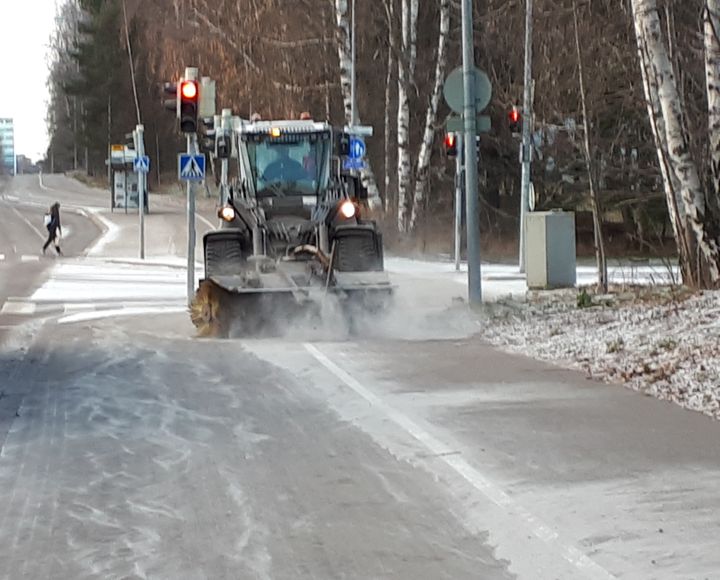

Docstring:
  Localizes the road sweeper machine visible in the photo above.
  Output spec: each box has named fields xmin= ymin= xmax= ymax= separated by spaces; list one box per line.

xmin=190 ymin=118 xmax=392 ymax=337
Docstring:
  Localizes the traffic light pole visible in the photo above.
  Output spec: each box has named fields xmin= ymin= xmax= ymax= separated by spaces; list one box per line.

xmin=135 ymin=124 xmax=146 ymax=260
xmin=454 ymin=133 xmax=463 ymax=272
xmin=187 ymin=134 xmax=196 ymax=307
xmin=461 ymin=0 xmax=482 ymax=304
xmin=220 ymin=108 xmax=232 ymax=205
xmin=519 ymin=0 xmax=534 ymax=273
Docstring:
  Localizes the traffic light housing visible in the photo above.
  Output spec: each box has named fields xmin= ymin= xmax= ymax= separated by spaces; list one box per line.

xmin=179 ymin=80 xmax=199 ymax=133
xmin=509 ymin=106 xmax=521 ymax=135
xmin=444 ymin=133 xmax=458 ymax=157
xmin=162 ymin=82 xmax=178 ymax=114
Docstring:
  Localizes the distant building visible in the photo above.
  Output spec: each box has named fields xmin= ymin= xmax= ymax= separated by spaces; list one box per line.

xmin=15 ymin=154 xmax=38 ymax=175
xmin=0 ymin=118 xmax=16 ymax=175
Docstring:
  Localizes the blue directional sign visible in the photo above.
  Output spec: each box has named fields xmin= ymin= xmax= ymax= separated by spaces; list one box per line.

xmin=133 ymin=155 xmax=150 ymax=173
xmin=348 ymin=136 xmax=366 ymax=160
xmin=343 ymin=157 xmax=366 ymax=171
xmin=178 ymin=153 xmax=206 ymax=181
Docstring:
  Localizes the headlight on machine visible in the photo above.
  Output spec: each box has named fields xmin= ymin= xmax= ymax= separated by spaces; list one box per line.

xmin=219 ymin=206 xmax=236 ymax=222
xmin=339 ymin=200 xmax=356 ymax=219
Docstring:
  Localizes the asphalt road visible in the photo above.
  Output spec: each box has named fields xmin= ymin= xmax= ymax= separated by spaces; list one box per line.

xmin=0 ymin=175 xmax=719 ymax=579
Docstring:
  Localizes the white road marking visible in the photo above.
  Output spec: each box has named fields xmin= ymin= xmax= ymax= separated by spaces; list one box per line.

xmin=0 ymin=302 xmax=37 ymax=315
xmin=38 ymin=173 xmax=54 ymax=192
xmin=0 ymin=254 xmax=4 ymax=261
xmin=57 ymin=305 xmax=186 ymax=324
xmin=11 ymin=207 xmax=46 ymax=242
xmin=196 ymin=213 xmax=216 ymax=230
xmin=86 ymin=210 xmax=120 ymax=257
xmin=304 ymin=342 xmax=616 ymax=580
xmin=20 ymin=255 xmax=40 ymax=263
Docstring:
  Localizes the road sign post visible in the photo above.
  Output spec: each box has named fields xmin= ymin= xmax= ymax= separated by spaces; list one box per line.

xmin=133 ymin=125 xmax=147 ymax=260
xmin=443 ymin=59 xmax=490 ymax=304
xmin=186 ymin=136 xmax=196 ymax=307
xmin=461 ymin=0 xmax=482 ymax=305
xmin=454 ymin=133 xmax=464 ymax=272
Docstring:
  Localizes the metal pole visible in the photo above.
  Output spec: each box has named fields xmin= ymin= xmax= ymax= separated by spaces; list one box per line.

xmin=155 ymin=132 xmax=161 ymax=187
xmin=351 ymin=0 xmax=357 ymax=126
xmin=136 ymin=124 xmax=145 ymax=260
xmin=454 ymin=133 xmax=463 ymax=271
xmin=187 ymin=134 xmax=196 ymax=307
xmin=221 ymin=109 xmax=232 ymax=205
xmin=519 ymin=0 xmax=533 ymax=273
xmin=461 ymin=0 xmax=482 ymax=304
xmin=107 ymin=96 xmax=112 ymax=187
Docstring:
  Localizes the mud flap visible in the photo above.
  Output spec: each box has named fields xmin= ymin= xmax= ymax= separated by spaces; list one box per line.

xmin=332 ymin=224 xmax=384 ymax=272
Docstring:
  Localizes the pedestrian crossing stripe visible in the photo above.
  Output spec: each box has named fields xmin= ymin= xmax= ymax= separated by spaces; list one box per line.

xmin=178 ymin=154 xmax=206 ymax=181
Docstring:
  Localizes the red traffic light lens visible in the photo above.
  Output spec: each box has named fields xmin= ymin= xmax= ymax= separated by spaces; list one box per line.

xmin=181 ymin=81 xmax=197 ymax=100
xmin=509 ymin=108 xmax=521 ymax=124
xmin=444 ymin=134 xmax=456 ymax=148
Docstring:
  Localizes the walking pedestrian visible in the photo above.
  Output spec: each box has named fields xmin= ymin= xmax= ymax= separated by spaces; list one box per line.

xmin=42 ymin=202 xmax=63 ymax=256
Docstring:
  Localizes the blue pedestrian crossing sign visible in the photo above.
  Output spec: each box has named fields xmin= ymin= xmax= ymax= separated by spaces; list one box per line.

xmin=133 ymin=155 xmax=150 ymax=173
xmin=178 ymin=154 xmax=206 ymax=181
xmin=348 ymin=136 xmax=366 ymax=160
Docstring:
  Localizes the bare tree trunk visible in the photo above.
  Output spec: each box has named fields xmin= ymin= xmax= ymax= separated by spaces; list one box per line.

xmin=383 ymin=0 xmax=396 ymax=214
xmin=396 ymin=0 xmax=413 ymax=232
xmin=334 ymin=0 xmax=381 ymax=208
xmin=409 ymin=0 xmax=450 ymax=233
xmin=705 ymin=0 xmax=720 ymax=214
xmin=633 ymin=0 xmax=693 ymax=282
xmin=633 ymin=0 xmax=720 ymax=286
xmin=573 ymin=0 xmax=607 ymax=292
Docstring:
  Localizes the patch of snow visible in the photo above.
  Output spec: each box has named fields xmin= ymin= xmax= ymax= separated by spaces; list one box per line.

xmin=475 ymin=289 xmax=720 ymax=420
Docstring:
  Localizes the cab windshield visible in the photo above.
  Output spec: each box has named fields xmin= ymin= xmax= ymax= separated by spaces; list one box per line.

xmin=246 ymin=133 xmax=329 ymax=197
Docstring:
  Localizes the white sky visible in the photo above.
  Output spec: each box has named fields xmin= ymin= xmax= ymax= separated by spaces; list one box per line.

xmin=0 ymin=0 xmax=58 ymax=162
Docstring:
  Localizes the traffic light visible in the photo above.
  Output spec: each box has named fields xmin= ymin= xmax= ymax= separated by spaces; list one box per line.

xmin=444 ymin=133 xmax=458 ymax=157
xmin=509 ymin=106 xmax=521 ymax=135
xmin=216 ymin=132 xmax=230 ymax=159
xmin=162 ymin=82 xmax=178 ymax=114
xmin=179 ymin=80 xmax=199 ymax=133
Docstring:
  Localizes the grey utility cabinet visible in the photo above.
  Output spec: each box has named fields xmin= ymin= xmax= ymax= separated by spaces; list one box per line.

xmin=525 ymin=211 xmax=577 ymax=289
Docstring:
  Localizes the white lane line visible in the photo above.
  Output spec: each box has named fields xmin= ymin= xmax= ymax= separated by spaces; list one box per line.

xmin=11 ymin=207 xmax=46 ymax=242
xmin=0 ymin=302 xmax=37 ymax=315
xmin=20 ymin=255 xmax=40 ymax=262
xmin=57 ymin=305 xmax=186 ymax=324
xmin=0 ymin=254 xmax=4 ymax=261
xmin=86 ymin=209 xmax=119 ymax=257
xmin=303 ymin=343 xmax=616 ymax=580
xmin=196 ymin=213 xmax=216 ymax=230
xmin=38 ymin=173 xmax=54 ymax=192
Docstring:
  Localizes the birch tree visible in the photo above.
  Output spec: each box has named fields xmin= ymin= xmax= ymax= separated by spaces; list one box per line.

xmin=383 ymin=0 xmax=397 ymax=214
xmin=705 ymin=0 xmax=720 ymax=213
xmin=632 ymin=0 xmax=720 ymax=286
xmin=409 ymin=0 xmax=450 ymax=233
xmin=334 ymin=0 xmax=382 ymax=208
xmin=395 ymin=0 xmax=416 ymax=232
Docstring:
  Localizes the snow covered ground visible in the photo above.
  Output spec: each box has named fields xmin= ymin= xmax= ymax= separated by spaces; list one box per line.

xmin=386 ymin=257 xmax=718 ymax=421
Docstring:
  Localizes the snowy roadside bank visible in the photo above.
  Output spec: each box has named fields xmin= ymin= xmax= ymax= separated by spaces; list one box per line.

xmin=476 ymin=288 xmax=720 ymax=420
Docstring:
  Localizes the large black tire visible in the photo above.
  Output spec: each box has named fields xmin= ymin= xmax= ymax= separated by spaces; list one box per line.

xmin=204 ymin=229 xmax=251 ymax=277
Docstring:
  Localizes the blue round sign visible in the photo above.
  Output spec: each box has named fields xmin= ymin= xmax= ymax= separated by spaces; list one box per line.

xmin=349 ymin=137 xmax=366 ymax=159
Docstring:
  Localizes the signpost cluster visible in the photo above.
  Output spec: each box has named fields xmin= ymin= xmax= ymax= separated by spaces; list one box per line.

xmin=443 ymin=54 xmax=492 ymax=304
